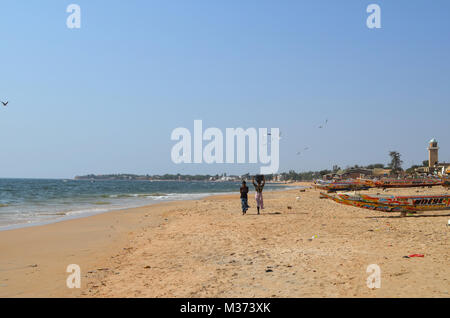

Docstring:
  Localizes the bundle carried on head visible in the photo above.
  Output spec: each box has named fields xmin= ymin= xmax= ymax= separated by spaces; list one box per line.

xmin=255 ymin=174 xmax=264 ymax=183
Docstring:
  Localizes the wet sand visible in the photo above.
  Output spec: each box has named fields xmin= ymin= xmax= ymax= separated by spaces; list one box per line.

xmin=1 ymin=183 xmax=449 ymax=297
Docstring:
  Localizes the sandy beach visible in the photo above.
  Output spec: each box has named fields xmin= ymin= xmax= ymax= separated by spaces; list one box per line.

xmin=1 ymin=183 xmax=449 ymax=298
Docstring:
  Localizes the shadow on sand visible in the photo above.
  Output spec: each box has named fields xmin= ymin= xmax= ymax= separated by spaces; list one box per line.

xmin=367 ymin=213 xmax=450 ymax=219
xmin=243 ymin=211 xmax=309 ymax=216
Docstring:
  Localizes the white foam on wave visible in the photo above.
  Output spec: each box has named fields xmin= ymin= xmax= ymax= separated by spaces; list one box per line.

xmin=0 ymin=185 xmax=295 ymax=231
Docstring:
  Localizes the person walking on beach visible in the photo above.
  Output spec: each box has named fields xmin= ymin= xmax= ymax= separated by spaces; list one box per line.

xmin=240 ymin=181 xmax=249 ymax=215
xmin=253 ymin=175 xmax=265 ymax=215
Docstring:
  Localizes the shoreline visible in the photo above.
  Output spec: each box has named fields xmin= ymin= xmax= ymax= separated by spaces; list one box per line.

xmin=0 ymin=184 xmax=303 ymax=232
xmin=1 ymin=182 xmax=449 ymax=298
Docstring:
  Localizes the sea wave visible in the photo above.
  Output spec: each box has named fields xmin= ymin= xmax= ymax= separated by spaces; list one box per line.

xmin=0 ymin=179 xmax=293 ymax=230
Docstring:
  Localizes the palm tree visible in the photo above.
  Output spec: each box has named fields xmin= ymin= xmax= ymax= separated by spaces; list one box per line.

xmin=388 ymin=151 xmax=403 ymax=173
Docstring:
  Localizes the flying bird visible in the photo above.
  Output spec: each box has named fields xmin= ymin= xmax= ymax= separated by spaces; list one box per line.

xmin=1 ymin=101 xmax=8 ymax=106
xmin=318 ymin=119 xmax=329 ymax=129
xmin=297 ymin=146 xmax=310 ymax=155
xmin=276 ymin=131 xmax=282 ymax=140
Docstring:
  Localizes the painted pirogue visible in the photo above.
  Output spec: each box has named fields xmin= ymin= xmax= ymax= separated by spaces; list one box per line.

xmin=313 ymin=179 xmax=371 ymax=192
xmin=320 ymin=192 xmax=450 ymax=216
xmin=364 ymin=178 xmax=445 ymax=189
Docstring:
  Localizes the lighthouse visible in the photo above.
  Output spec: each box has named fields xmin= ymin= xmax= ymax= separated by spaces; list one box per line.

xmin=428 ymin=138 xmax=439 ymax=167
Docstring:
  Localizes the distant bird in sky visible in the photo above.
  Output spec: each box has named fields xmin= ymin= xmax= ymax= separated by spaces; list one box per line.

xmin=296 ymin=146 xmax=310 ymax=155
xmin=276 ymin=131 xmax=282 ymax=140
xmin=1 ymin=101 xmax=8 ymax=106
xmin=262 ymin=131 xmax=282 ymax=145
xmin=318 ymin=118 xmax=328 ymax=129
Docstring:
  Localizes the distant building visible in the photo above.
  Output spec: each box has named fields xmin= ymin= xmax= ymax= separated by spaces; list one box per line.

xmin=416 ymin=138 xmax=450 ymax=175
xmin=336 ymin=168 xmax=373 ymax=179
xmin=372 ymin=168 xmax=392 ymax=177
xmin=327 ymin=167 xmax=392 ymax=180
xmin=273 ymin=174 xmax=284 ymax=182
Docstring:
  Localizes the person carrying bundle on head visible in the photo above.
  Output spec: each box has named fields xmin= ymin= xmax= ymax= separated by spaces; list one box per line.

xmin=253 ymin=175 xmax=265 ymax=215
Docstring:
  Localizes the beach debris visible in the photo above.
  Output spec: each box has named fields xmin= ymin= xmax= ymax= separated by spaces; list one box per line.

xmin=1 ymin=101 xmax=8 ymax=106
xmin=29 ymin=264 xmax=38 ymax=268
xmin=265 ymin=267 xmax=273 ymax=273
xmin=296 ymin=196 xmax=301 ymax=200
xmin=287 ymin=206 xmax=292 ymax=210
xmin=299 ymin=189 xmax=306 ymax=192
xmin=144 ymin=266 xmax=151 ymax=269
xmin=403 ymin=254 xmax=424 ymax=259
xmin=447 ymin=219 xmax=450 ymax=227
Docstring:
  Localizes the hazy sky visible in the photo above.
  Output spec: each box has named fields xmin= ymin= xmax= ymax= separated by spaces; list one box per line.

xmin=0 ymin=0 xmax=449 ymax=178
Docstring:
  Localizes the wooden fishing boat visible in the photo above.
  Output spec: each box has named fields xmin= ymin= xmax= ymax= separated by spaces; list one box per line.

xmin=313 ymin=179 xmax=371 ymax=192
xmin=367 ymin=178 xmax=444 ymax=189
xmin=320 ymin=192 xmax=450 ymax=215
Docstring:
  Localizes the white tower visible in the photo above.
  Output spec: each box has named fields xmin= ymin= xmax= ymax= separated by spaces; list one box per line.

xmin=428 ymin=138 xmax=439 ymax=167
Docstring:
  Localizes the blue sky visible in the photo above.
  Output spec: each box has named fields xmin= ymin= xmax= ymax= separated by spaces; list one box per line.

xmin=0 ymin=0 xmax=449 ymax=178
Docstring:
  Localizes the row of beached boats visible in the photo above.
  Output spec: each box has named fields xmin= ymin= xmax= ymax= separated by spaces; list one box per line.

xmin=314 ymin=177 xmax=450 ymax=216
xmin=314 ymin=177 xmax=449 ymax=192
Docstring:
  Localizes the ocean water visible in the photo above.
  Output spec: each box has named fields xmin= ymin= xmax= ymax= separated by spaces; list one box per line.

xmin=0 ymin=179 xmax=290 ymax=230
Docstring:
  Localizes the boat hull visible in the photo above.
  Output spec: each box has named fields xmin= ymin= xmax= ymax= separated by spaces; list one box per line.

xmin=321 ymin=192 xmax=450 ymax=213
